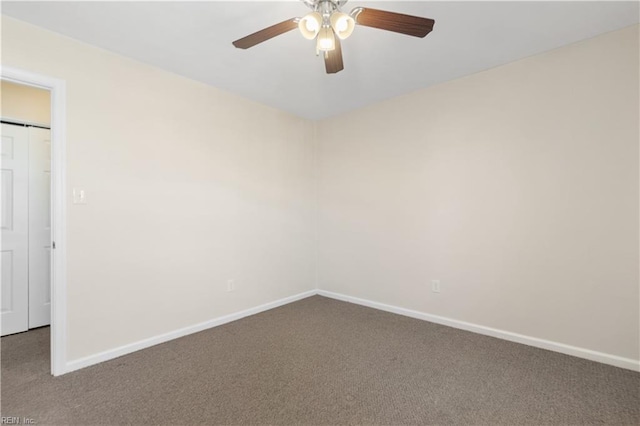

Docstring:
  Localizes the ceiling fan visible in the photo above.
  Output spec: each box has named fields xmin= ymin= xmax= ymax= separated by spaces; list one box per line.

xmin=232 ymin=0 xmax=435 ymax=74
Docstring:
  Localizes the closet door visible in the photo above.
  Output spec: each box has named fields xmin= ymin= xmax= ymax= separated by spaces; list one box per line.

xmin=1 ymin=123 xmax=29 ymax=336
xmin=28 ymin=127 xmax=51 ymax=328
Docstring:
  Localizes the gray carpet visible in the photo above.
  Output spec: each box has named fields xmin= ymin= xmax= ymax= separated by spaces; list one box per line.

xmin=1 ymin=295 xmax=639 ymax=425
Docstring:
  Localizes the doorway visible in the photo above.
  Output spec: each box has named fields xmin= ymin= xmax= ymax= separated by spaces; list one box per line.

xmin=1 ymin=68 xmax=67 ymax=376
xmin=1 ymin=105 xmax=52 ymax=335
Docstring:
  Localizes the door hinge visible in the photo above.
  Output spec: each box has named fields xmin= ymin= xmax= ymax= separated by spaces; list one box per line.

xmin=52 ymin=241 xmax=56 ymax=249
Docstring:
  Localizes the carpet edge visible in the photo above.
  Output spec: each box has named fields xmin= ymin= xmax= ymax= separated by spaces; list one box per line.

xmin=64 ymin=289 xmax=317 ymax=375
xmin=317 ymin=289 xmax=640 ymax=372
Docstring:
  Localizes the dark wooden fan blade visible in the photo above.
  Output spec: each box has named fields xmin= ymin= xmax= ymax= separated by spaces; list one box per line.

xmin=352 ymin=8 xmax=435 ymax=38
xmin=324 ymin=37 xmax=344 ymax=74
xmin=232 ymin=18 xmax=298 ymax=49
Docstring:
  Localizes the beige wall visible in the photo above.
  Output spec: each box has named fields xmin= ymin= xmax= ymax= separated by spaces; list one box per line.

xmin=1 ymin=80 xmax=51 ymax=125
xmin=317 ymin=25 xmax=640 ymax=361
xmin=1 ymin=17 xmax=316 ymax=361
xmin=3 ymin=14 xmax=638 ymax=366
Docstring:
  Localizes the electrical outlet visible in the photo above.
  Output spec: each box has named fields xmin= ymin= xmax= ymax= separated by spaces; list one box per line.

xmin=431 ymin=279 xmax=441 ymax=293
xmin=226 ymin=279 xmax=235 ymax=292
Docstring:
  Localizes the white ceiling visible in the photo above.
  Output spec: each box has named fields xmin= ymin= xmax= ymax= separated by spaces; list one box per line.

xmin=2 ymin=1 xmax=638 ymax=120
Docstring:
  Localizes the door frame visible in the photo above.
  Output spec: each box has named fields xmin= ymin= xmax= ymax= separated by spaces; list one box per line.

xmin=2 ymin=66 xmax=67 ymax=376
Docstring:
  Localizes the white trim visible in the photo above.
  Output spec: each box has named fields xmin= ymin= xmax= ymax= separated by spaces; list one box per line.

xmin=1 ymin=66 xmax=68 ymax=376
xmin=317 ymin=290 xmax=640 ymax=372
xmin=65 ymin=290 xmax=317 ymax=374
xmin=50 ymin=285 xmax=640 ymax=374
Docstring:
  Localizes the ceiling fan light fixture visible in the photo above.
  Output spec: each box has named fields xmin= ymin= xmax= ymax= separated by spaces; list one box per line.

xmin=299 ymin=12 xmax=322 ymax=40
xmin=330 ymin=12 xmax=355 ymax=40
xmin=232 ymin=2 xmax=436 ymax=75
xmin=316 ymin=26 xmax=336 ymax=52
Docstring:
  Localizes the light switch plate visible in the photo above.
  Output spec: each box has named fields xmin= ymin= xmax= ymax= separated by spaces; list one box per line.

xmin=73 ymin=188 xmax=87 ymax=204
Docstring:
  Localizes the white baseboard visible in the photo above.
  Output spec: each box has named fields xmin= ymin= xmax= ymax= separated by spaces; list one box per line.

xmin=317 ymin=290 xmax=640 ymax=372
xmin=65 ymin=290 xmax=317 ymax=374
xmin=64 ymin=288 xmax=639 ymax=375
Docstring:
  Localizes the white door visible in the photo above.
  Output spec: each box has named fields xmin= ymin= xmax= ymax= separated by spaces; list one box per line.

xmin=28 ymin=127 xmax=51 ymax=328
xmin=1 ymin=123 xmax=29 ymax=336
